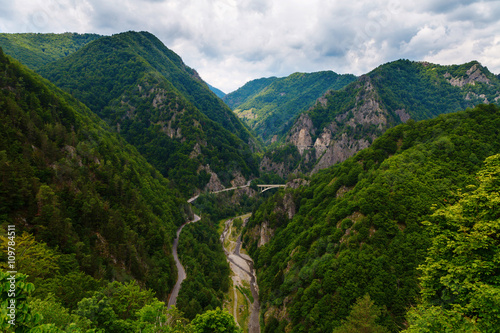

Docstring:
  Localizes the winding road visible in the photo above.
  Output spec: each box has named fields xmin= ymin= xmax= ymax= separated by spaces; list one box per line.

xmin=167 ymin=213 xmax=201 ymax=309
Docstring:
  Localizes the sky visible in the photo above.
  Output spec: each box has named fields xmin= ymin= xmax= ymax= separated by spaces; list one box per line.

xmin=1 ymin=0 xmax=500 ymax=93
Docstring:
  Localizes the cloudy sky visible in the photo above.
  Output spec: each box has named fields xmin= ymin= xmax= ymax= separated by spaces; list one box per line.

xmin=1 ymin=0 xmax=499 ymax=92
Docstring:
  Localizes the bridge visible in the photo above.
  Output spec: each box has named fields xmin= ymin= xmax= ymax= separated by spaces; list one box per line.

xmin=188 ymin=183 xmax=287 ymax=202
xmin=257 ymin=184 xmax=286 ymax=193
xmin=295 ymin=145 xmax=330 ymax=149
xmin=210 ymin=184 xmax=249 ymax=194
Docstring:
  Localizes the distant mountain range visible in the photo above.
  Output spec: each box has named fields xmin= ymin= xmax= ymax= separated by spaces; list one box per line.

xmin=207 ymin=83 xmax=226 ymax=98
xmin=0 ymin=32 xmax=102 ymax=70
xmin=2 ymin=30 xmax=500 ymax=332
xmin=259 ymin=59 xmax=500 ymax=177
xmin=224 ymin=71 xmax=357 ymax=143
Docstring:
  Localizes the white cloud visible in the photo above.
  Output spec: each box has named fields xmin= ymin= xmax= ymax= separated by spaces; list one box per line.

xmin=0 ymin=0 xmax=499 ymax=92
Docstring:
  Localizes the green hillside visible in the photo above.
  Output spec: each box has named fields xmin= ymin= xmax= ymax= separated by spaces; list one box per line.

xmin=0 ymin=48 xmax=186 ymax=302
xmin=226 ymin=71 xmax=357 ymax=142
xmin=40 ymin=31 xmax=255 ymax=144
xmin=308 ymin=60 xmax=500 ymax=133
xmin=38 ymin=31 xmax=259 ymax=195
xmin=263 ymin=59 xmax=500 ymax=177
xmin=0 ymin=32 xmax=102 ymax=70
xmin=243 ymin=104 xmax=500 ymax=332
xmin=223 ymin=76 xmax=278 ymax=109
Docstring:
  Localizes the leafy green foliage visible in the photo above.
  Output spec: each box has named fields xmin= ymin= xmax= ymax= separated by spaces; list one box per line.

xmin=404 ymin=306 xmax=479 ymax=333
xmin=0 ymin=271 xmax=238 ymax=333
xmin=405 ymin=154 xmax=500 ymax=332
xmin=244 ymin=104 xmax=500 ymax=332
xmin=332 ymin=294 xmax=387 ymax=333
xmin=0 ymin=272 xmax=41 ymax=332
xmin=38 ymin=31 xmax=259 ymax=195
xmin=0 ymin=33 xmax=102 ymax=70
xmin=228 ymin=71 xmax=356 ymax=142
xmin=190 ymin=308 xmax=240 ymax=333
xmin=223 ymin=77 xmax=278 ymax=109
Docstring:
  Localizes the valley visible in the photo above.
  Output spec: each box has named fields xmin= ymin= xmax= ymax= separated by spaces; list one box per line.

xmin=1 ymin=31 xmax=500 ymax=333
xmin=220 ymin=214 xmax=260 ymax=333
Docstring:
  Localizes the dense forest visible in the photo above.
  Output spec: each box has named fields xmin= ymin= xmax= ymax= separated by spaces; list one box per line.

xmin=307 ymin=60 xmax=500 ymax=133
xmin=0 ymin=44 xmax=242 ymax=332
xmin=262 ymin=59 xmax=500 ymax=178
xmin=2 ymin=30 xmax=500 ymax=333
xmin=243 ymin=104 xmax=500 ymax=332
xmin=0 ymin=48 xmax=189 ymax=294
xmin=176 ymin=218 xmax=231 ymax=320
xmin=0 ymin=33 xmax=102 ymax=70
xmin=39 ymin=31 xmax=255 ymax=145
xmin=36 ymin=31 xmax=259 ymax=195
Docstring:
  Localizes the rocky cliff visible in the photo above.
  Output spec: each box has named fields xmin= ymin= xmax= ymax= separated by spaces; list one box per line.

xmin=270 ymin=60 xmax=500 ymax=176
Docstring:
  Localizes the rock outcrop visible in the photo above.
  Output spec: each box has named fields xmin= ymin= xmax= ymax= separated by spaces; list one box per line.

xmin=444 ymin=64 xmax=491 ymax=87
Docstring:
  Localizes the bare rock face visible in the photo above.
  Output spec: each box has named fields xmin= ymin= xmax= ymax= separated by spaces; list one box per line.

xmin=283 ymin=193 xmax=296 ymax=220
xmin=395 ymin=109 xmax=411 ymax=123
xmin=198 ymin=164 xmax=225 ymax=192
xmin=258 ymin=222 xmax=274 ymax=247
xmin=287 ymin=114 xmax=314 ymax=154
xmin=259 ymin=156 xmax=287 ymax=178
xmin=314 ymin=128 xmax=333 ymax=159
xmin=189 ymin=142 xmax=202 ymax=159
xmin=286 ymin=178 xmax=310 ymax=190
xmin=445 ymin=64 xmax=491 ymax=87
xmin=312 ymin=133 xmax=371 ymax=173
xmin=230 ymin=171 xmax=247 ymax=187
xmin=310 ymin=77 xmax=387 ymax=173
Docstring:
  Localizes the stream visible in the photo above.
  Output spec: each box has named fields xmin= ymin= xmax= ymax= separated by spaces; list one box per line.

xmin=220 ymin=216 xmax=260 ymax=333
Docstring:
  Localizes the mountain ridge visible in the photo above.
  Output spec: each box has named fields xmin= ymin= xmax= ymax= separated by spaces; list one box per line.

xmin=0 ymin=47 xmax=187 ymax=300
xmin=0 ymin=32 xmax=102 ymax=70
xmin=261 ymin=59 xmax=500 ymax=177
xmin=224 ymin=71 xmax=357 ymax=143
xmin=38 ymin=31 xmax=260 ymax=195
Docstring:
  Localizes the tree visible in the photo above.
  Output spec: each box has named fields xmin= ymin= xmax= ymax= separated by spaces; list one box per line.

xmin=190 ymin=308 xmax=240 ymax=333
xmin=406 ymin=154 xmax=500 ymax=332
xmin=332 ymin=294 xmax=387 ymax=333
xmin=137 ymin=303 xmax=192 ymax=333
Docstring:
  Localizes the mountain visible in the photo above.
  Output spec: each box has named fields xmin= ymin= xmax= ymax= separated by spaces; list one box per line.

xmin=0 ymin=48 xmax=186 ymax=300
xmin=38 ymin=31 xmax=259 ymax=195
xmin=0 ymin=32 xmax=102 ymax=70
xmin=263 ymin=59 xmax=500 ymax=177
xmin=207 ymin=83 xmax=226 ymax=98
xmin=224 ymin=71 xmax=357 ymax=143
xmin=242 ymin=104 xmax=500 ymax=332
xmin=223 ymin=76 xmax=278 ymax=109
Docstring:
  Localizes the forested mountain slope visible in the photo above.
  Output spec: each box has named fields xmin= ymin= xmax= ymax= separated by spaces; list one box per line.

xmin=223 ymin=76 xmax=278 ymax=109
xmin=225 ymin=71 xmax=356 ymax=143
xmin=39 ymin=31 xmax=259 ymax=195
xmin=0 ymin=48 xmax=186 ymax=301
xmin=243 ymin=104 xmax=500 ymax=332
xmin=0 ymin=32 xmax=102 ymax=70
xmin=263 ymin=60 xmax=500 ymax=177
